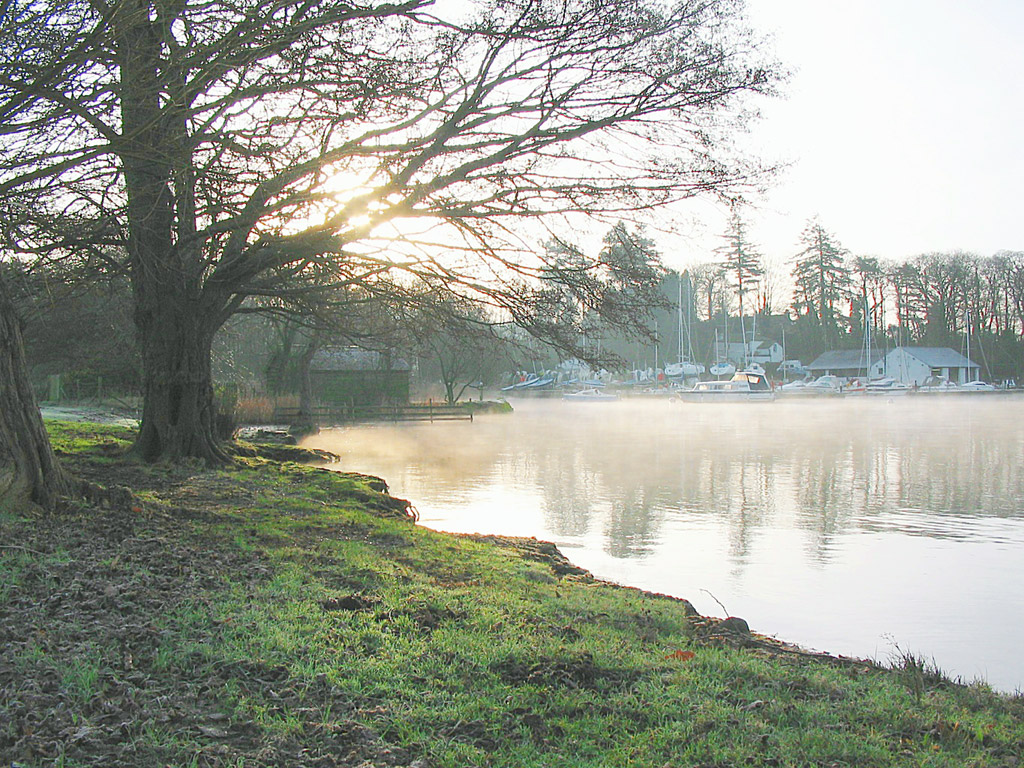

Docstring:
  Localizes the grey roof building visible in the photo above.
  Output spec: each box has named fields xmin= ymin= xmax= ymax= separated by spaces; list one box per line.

xmin=808 ymin=346 xmax=981 ymax=385
xmin=889 ymin=347 xmax=975 ymax=369
xmin=806 ymin=349 xmax=884 ymax=375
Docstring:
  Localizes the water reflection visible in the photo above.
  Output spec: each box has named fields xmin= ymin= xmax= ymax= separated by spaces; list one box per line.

xmin=309 ymin=397 xmax=1024 ymax=557
xmin=306 ymin=395 xmax=1024 ymax=690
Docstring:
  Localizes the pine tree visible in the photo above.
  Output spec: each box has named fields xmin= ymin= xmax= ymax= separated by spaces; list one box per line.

xmin=791 ymin=219 xmax=851 ymax=349
xmin=718 ymin=211 xmax=764 ymax=319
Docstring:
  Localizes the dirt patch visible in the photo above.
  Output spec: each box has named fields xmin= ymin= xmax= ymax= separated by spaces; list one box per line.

xmin=490 ymin=651 xmax=638 ymax=691
xmin=1 ymin=504 xmax=258 ymax=765
xmin=321 ymin=594 xmax=379 ymax=612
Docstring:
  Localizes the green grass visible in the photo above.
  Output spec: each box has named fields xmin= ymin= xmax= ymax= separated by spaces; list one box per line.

xmin=2 ymin=420 xmax=1022 ymax=767
xmin=175 ymin=500 xmax=1024 ymax=766
xmin=59 ymin=650 xmax=104 ymax=706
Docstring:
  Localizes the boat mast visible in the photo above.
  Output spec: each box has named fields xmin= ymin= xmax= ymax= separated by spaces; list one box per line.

xmin=677 ymin=277 xmax=684 ymax=364
xmin=724 ymin=309 xmax=729 ymax=361
xmin=654 ymin=319 xmax=659 ymax=373
xmin=863 ymin=291 xmax=871 ymax=380
xmin=685 ymin=273 xmax=696 ymax=362
xmin=965 ymin=310 xmax=972 ymax=383
xmin=739 ymin=314 xmax=748 ymax=368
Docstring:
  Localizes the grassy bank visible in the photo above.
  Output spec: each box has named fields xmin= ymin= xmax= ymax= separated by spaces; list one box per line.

xmin=1 ymin=421 xmax=1022 ymax=767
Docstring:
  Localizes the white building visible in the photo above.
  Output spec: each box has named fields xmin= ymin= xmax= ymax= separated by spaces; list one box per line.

xmin=877 ymin=347 xmax=979 ymax=385
xmin=724 ymin=340 xmax=783 ymax=367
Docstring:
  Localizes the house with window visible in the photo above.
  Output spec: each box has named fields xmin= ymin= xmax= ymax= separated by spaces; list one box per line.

xmin=724 ymin=340 xmax=784 ymax=367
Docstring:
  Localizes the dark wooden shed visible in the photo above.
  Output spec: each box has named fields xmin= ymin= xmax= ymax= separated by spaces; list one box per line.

xmin=309 ymin=348 xmax=411 ymax=406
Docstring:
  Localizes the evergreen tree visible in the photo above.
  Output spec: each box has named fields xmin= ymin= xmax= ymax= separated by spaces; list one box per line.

xmin=717 ymin=211 xmax=763 ymax=363
xmin=791 ymin=219 xmax=851 ymax=349
xmin=718 ymin=211 xmax=764 ymax=319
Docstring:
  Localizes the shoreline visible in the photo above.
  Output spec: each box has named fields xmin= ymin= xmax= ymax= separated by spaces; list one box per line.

xmin=4 ymin=418 xmax=1021 ymax=766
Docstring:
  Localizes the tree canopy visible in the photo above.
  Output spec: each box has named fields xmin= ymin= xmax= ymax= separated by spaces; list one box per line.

xmin=0 ymin=0 xmax=779 ymax=465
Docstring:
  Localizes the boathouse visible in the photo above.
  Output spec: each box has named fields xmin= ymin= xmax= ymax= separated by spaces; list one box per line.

xmin=309 ymin=347 xmax=411 ymax=406
xmin=724 ymin=340 xmax=784 ymax=367
xmin=805 ymin=349 xmax=885 ymax=379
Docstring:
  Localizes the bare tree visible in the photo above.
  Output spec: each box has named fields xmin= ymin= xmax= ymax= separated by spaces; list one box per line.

xmin=998 ymin=251 xmax=1024 ymax=337
xmin=1 ymin=0 xmax=778 ymax=463
xmin=690 ymin=262 xmax=729 ymax=321
xmin=404 ymin=292 xmax=510 ymax=404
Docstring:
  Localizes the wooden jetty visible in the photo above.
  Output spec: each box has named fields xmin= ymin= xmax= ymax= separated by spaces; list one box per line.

xmin=273 ymin=401 xmax=473 ymax=426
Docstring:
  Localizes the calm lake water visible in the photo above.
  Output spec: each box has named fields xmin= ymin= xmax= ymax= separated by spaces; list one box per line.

xmin=304 ymin=395 xmax=1024 ymax=692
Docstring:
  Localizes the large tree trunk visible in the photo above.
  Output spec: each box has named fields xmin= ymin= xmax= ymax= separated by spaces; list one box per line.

xmin=118 ymin=6 xmax=228 ymax=464
xmin=0 ymin=274 xmax=71 ymax=510
xmin=132 ymin=295 xmax=228 ymax=464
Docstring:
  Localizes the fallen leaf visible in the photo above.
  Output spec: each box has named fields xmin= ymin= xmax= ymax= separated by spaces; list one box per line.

xmin=665 ymin=649 xmax=696 ymax=661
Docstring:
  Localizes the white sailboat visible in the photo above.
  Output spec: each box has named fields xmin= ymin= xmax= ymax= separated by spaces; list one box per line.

xmin=708 ymin=324 xmax=735 ymax=378
xmin=664 ymin=275 xmax=705 ymax=379
xmin=958 ymin=311 xmax=996 ymax=391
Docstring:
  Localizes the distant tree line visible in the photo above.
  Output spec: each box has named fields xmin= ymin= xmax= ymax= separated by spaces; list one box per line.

xmin=667 ymin=214 xmax=1024 ymax=381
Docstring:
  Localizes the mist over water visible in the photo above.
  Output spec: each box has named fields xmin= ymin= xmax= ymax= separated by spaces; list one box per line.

xmin=305 ymin=396 xmax=1024 ymax=692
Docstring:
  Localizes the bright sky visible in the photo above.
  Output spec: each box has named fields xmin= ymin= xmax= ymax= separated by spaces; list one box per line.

xmin=411 ymin=1 xmax=1023 ymax=276
xmin=695 ymin=0 xmax=1024 ymax=270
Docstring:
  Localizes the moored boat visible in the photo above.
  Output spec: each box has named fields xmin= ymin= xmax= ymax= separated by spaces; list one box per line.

xmin=862 ymin=377 xmax=911 ymax=396
xmin=915 ymin=377 xmax=999 ymax=395
xmin=562 ymin=387 xmax=619 ymax=402
xmin=664 ymin=360 xmax=705 ymax=378
xmin=956 ymin=380 xmax=998 ymax=392
xmin=677 ymin=370 xmax=774 ymax=402
xmin=776 ymin=375 xmax=844 ymax=397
